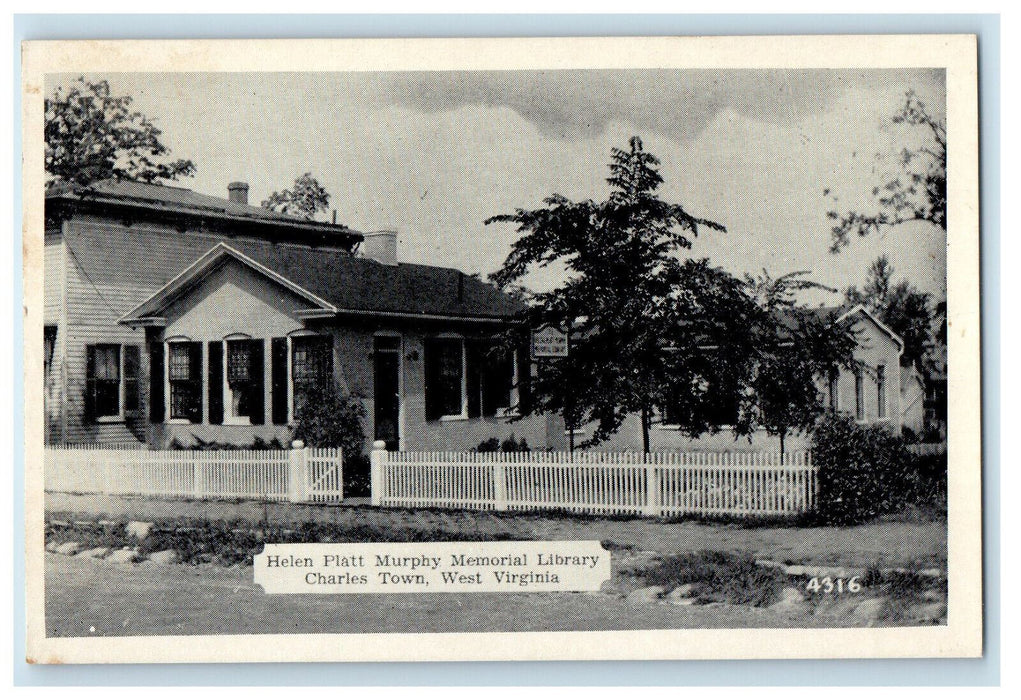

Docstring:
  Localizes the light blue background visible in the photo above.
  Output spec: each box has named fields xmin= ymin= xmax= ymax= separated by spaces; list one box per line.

xmin=12 ymin=13 xmax=1000 ymax=686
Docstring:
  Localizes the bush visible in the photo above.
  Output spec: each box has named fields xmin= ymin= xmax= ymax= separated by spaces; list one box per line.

xmin=636 ymin=550 xmax=786 ymax=607
xmin=477 ymin=434 xmax=531 ymax=453
xmin=812 ymin=414 xmax=915 ymax=524
xmin=291 ymin=384 xmax=367 ymax=458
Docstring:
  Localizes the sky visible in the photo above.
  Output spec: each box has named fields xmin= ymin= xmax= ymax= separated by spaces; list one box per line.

xmin=51 ymin=69 xmax=948 ymax=305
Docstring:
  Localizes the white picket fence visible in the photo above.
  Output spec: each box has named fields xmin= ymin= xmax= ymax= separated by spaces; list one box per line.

xmin=370 ymin=446 xmax=817 ymax=517
xmin=45 ymin=444 xmax=344 ymax=503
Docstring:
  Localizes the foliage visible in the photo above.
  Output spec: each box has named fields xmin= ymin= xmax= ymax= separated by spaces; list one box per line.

xmin=845 ymin=255 xmax=935 ymax=368
xmin=744 ymin=271 xmax=858 ymax=458
xmin=487 ymin=136 xmax=734 ymax=451
xmin=826 ymin=90 xmax=946 ymax=251
xmin=291 ymin=384 xmax=367 ymax=459
xmin=45 ymin=77 xmax=196 ymax=188
xmin=476 ymin=434 xmax=531 ymax=453
xmin=261 ymin=172 xmax=331 ymax=220
xmin=634 ymin=550 xmax=786 ymax=607
xmin=812 ymin=413 xmax=915 ymax=524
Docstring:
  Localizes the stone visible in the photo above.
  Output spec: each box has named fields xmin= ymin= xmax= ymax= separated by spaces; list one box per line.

xmin=769 ymin=586 xmax=807 ymax=611
xmin=918 ymin=568 xmax=944 ymax=578
xmin=754 ymin=560 xmax=786 ymax=571
xmin=785 ymin=564 xmax=864 ymax=579
xmin=920 ymin=588 xmax=944 ymax=603
xmin=76 ymin=547 xmax=111 ymax=559
xmin=45 ymin=541 xmax=60 ymax=553
xmin=666 ymin=583 xmax=698 ymax=600
xmin=54 ymin=542 xmax=81 ymax=556
xmin=125 ymin=521 xmax=154 ymax=540
xmin=147 ymin=550 xmax=180 ymax=565
xmin=665 ymin=596 xmax=698 ymax=606
xmin=625 ymin=585 xmax=666 ymax=603
xmin=106 ymin=548 xmax=140 ymax=564
xmin=851 ymin=597 xmax=887 ymax=624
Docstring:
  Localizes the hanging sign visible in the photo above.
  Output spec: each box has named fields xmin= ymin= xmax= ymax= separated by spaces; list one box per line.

xmin=531 ymin=325 xmax=569 ymax=359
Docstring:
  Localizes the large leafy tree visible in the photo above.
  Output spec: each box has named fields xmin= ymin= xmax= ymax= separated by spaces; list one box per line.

xmin=261 ymin=173 xmax=331 ymax=220
xmin=826 ymin=90 xmax=946 ymax=252
xmin=45 ymin=77 xmax=196 ymax=188
xmin=844 ymin=255 xmax=934 ymax=368
xmin=746 ymin=271 xmax=859 ymax=460
xmin=488 ymin=137 xmax=735 ymax=452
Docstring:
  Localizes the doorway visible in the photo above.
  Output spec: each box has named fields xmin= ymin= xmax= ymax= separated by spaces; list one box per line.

xmin=373 ymin=336 xmax=401 ymax=450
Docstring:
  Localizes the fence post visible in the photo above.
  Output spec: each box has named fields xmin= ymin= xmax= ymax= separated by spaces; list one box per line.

xmin=643 ymin=461 xmax=659 ymax=517
xmin=493 ymin=458 xmax=508 ymax=511
xmin=370 ymin=440 xmax=387 ymax=507
xmin=288 ymin=440 xmax=308 ymax=503
xmin=193 ymin=453 xmax=204 ymax=499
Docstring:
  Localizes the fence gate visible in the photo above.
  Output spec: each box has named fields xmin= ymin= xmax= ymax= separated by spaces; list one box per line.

xmin=305 ymin=447 xmax=344 ymax=503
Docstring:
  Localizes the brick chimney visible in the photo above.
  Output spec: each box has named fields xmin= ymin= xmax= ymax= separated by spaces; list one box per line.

xmin=227 ymin=181 xmax=249 ymax=205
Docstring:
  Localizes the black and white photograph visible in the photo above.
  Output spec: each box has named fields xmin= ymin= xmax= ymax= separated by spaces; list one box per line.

xmin=22 ymin=35 xmax=982 ymax=663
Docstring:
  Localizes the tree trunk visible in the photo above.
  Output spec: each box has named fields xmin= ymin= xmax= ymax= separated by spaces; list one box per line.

xmin=779 ymin=431 xmax=786 ymax=466
xmin=641 ymin=405 xmax=651 ymax=454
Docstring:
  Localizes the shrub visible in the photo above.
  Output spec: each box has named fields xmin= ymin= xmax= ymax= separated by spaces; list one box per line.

xmin=476 ymin=434 xmax=531 ymax=453
xmin=291 ymin=384 xmax=367 ymax=457
xmin=636 ymin=550 xmax=785 ymax=607
xmin=476 ymin=437 xmax=501 ymax=453
xmin=812 ymin=413 xmax=915 ymax=524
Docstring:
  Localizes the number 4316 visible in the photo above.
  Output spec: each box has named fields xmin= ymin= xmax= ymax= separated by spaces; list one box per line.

xmin=805 ymin=576 xmax=862 ymax=594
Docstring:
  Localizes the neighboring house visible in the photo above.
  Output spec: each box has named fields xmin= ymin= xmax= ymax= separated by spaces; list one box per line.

xmin=44 ymin=179 xmax=554 ymax=452
xmin=586 ymin=305 xmax=906 ymax=453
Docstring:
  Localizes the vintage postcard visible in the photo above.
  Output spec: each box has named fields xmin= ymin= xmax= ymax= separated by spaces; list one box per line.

xmin=22 ymin=34 xmax=982 ymax=663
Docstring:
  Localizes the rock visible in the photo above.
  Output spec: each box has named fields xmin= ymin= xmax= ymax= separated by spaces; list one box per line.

xmin=625 ymin=585 xmax=666 ymax=603
xmin=850 ymin=597 xmax=887 ymax=624
xmin=769 ymin=586 xmax=807 ymax=611
xmin=918 ymin=568 xmax=944 ymax=578
xmin=147 ymin=550 xmax=179 ymax=565
xmin=755 ymin=559 xmax=787 ymax=571
xmin=45 ymin=541 xmax=60 ymax=553
xmin=666 ymin=583 xmax=698 ymax=600
xmin=106 ymin=548 xmax=140 ymax=564
xmin=906 ymin=602 xmax=947 ymax=623
xmin=666 ymin=596 xmax=697 ymax=606
xmin=125 ymin=521 xmax=154 ymax=540
xmin=785 ymin=564 xmax=865 ymax=579
xmin=920 ymin=588 xmax=944 ymax=603
xmin=76 ymin=547 xmax=110 ymax=559
xmin=54 ymin=542 xmax=81 ymax=556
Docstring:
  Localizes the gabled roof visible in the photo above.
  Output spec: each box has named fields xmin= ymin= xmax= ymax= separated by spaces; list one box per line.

xmin=120 ymin=241 xmax=525 ymax=326
xmin=773 ymin=304 xmax=904 ymax=351
xmin=46 ymin=178 xmax=362 ymax=246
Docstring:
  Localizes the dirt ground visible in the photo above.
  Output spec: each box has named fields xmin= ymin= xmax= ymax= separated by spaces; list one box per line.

xmin=45 ymin=554 xmax=878 ymax=637
xmin=46 ymin=492 xmax=947 ymax=568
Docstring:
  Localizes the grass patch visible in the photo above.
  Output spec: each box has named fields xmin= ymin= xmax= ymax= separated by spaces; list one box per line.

xmin=627 ymin=550 xmax=787 ymax=607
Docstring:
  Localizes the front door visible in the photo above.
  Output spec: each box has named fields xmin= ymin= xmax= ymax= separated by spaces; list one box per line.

xmin=373 ymin=336 xmax=401 ymax=450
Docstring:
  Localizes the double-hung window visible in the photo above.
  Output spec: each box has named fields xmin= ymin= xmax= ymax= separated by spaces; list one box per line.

xmin=168 ymin=342 xmax=202 ymax=422
xmin=876 ymin=364 xmax=887 ymax=419
xmin=424 ymin=337 xmax=466 ymax=420
xmin=854 ymin=363 xmax=866 ymax=421
xmin=85 ymin=343 xmax=140 ymax=421
xmin=227 ymin=339 xmax=253 ymax=422
xmin=291 ymin=335 xmax=333 ymax=420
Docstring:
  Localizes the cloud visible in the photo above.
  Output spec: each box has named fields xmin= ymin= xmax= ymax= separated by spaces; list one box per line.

xmin=371 ymin=68 xmax=945 ymax=142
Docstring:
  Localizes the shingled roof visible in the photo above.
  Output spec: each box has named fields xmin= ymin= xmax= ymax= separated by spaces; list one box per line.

xmin=121 ymin=240 xmax=525 ymax=325
xmin=46 ymin=178 xmax=363 ymax=245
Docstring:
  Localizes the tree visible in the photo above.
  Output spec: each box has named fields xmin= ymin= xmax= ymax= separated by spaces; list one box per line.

xmin=745 ymin=271 xmax=858 ymax=461
xmin=487 ymin=136 xmax=734 ymax=452
xmin=826 ymin=90 xmax=946 ymax=252
xmin=261 ymin=173 xmax=331 ymax=220
xmin=45 ymin=77 xmax=196 ymax=188
xmin=844 ymin=255 xmax=934 ymax=368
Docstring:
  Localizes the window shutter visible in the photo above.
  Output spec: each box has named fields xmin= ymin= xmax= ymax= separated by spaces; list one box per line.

xmin=466 ymin=341 xmax=481 ymax=419
xmin=149 ymin=342 xmax=165 ymax=423
xmin=248 ymin=339 xmax=266 ymax=425
xmin=123 ymin=345 xmax=140 ymax=414
xmin=271 ymin=337 xmax=288 ymax=425
xmin=208 ymin=342 xmax=223 ymax=425
xmin=516 ymin=347 xmax=532 ymax=412
xmin=84 ymin=345 xmax=97 ymax=422
xmin=188 ymin=342 xmax=203 ymax=423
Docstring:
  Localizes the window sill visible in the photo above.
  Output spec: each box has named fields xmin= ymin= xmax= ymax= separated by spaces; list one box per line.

xmin=495 ymin=409 xmax=520 ymax=419
xmin=564 ymin=429 xmax=587 ymax=436
xmin=657 ymin=424 xmax=737 ymax=431
xmin=95 ymin=416 xmax=124 ymax=424
xmin=223 ymin=418 xmax=252 ymax=426
xmin=167 ymin=418 xmax=195 ymax=425
xmin=438 ymin=414 xmax=469 ymax=422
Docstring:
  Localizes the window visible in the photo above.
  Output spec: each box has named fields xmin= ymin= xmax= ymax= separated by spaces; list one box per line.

xmin=828 ymin=369 xmax=839 ymax=412
xmin=424 ymin=337 xmax=466 ymax=420
xmin=85 ymin=343 xmax=140 ymax=421
xmin=168 ymin=342 xmax=202 ymax=422
xmin=478 ymin=344 xmax=518 ymax=418
xmin=660 ymin=355 xmax=740 ymax=429
xmin=44 ymin=327 xmax=56 ymax=381
xmin=854 ymin=363 xmax=865 ymax=421
xmin=227 ymin=339 xmax=253 ymax=421
xmin=876 ymin=364 xmax=887 ymax=419
xmin=291 ymin=335 xmax=332 ymax=420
